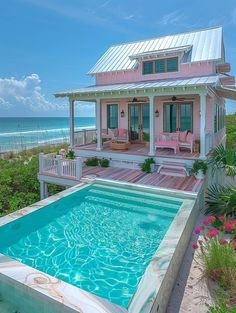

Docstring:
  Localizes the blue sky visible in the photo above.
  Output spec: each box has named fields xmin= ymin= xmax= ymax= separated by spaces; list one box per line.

xmin=0 ymin=0 xmax=236 ymax=117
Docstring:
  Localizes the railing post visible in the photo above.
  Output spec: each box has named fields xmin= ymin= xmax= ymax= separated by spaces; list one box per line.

xmin=39 ymin=153 xmax=44 ymax=173
xmin=56 ymin=155 xmax=62 ymax=177
xmin=82 ymin=129 xmax=86 ymax=145
xmin=76 ymin=157 xmax=82 ymax=180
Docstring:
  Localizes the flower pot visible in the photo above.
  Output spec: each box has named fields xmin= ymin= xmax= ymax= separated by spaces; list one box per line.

xmin=150 ymin=163 xmax=155 ymax=173
xmin=195 ymin=170 xmax=205 ymax=180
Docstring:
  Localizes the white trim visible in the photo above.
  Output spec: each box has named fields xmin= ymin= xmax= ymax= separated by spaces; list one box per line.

xmin=200 ymin=92 xmax=207 ymax=159
xmin=69 ymin=98 xmax=75 ymax=147
xmin=96 ymin=98 xmax=102 ymax=151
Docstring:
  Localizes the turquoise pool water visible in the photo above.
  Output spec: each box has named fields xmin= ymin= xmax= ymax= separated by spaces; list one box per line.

xmin=0 ymin=183 xmax=182 ymax=308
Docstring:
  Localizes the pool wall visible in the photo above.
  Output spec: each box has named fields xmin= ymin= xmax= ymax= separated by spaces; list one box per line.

xmin=0 ymin=179 xmax=203 ymax=313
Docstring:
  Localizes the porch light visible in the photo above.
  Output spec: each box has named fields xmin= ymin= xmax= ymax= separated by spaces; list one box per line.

xmin=121 ymin=109 xmax=125 ymax=118
xmin=155 ymin=109 xmax=159 ymax=117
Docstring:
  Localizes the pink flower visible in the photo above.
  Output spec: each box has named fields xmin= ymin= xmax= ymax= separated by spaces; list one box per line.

xmin=225 ymin=223 xmax=232 ymax=232
xmin=194 ymin=227 xmax=201 ymax=235
xmin=207 ymin=216 xmax=216 ymax=223
xmin=206 ymin=229 xmax=220 ymax=238
xmin=219 ymin=238 xmax=228 ymax=245
xmin=192 ymin=243 xmax=199 ymax=250
xmin=232 ymin=242 xmax=236 ymax=249
xmin=218 ymin=215 xmax=226 ymax=221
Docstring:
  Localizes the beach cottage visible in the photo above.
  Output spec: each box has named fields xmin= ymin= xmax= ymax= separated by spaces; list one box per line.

xmin=39 ymin=26 xmax=236 ymax=196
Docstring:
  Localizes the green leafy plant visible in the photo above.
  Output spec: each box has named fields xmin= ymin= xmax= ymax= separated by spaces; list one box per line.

xmin=142 ymin=132 xmax=150 ymax=142
xmin=191 ymin=159 xmax=207 ymax=176
xmin=85 ymin=157 xmax=99 ymax=166
xmin=209 ymin=144 xmax=236 ymax=177
xmin=205 ymin=184 xmax=236 ymax=216
xmin=207 ymin=294 xmax=236 ymax=313
xmin=141 ymin=158 xmax=155 ymax=173
xmin=99 ymin=158 xmax=109 ymax=167
xmin=65 ymin=149 xmax=75 ymax=160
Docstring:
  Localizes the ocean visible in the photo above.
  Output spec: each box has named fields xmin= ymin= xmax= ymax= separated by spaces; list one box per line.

xmin=0 ymin=117 xmax=96 ymax=153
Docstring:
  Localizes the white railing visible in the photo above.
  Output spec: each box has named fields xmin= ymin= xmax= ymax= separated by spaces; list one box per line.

xmin=205 ymin=131 xmax=213 ymax=155
xmin=74 ymin=129 xmax=97 ymax=146
xmin=39 ymin=153 xmax=82 ymax=180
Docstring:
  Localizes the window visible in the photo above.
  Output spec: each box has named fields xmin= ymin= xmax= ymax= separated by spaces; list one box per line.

xmin=214 ymin=104 xmax=225 ymax=133
xmin=107 ymin=104 xmax=118 ymax=129
xmin=143 ymin=61 xmax=153 ymax=75
xmin=155 ymin=59 xmax=165 ymax=73
xmin=167 ymin=57 xmax=178 ymax=72
xmin=143 ymin=57 xmax=178 ymax=75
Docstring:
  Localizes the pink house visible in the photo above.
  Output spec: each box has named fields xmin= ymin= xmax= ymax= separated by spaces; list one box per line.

xmin=55 ymin=26 xmax=236 ymax=168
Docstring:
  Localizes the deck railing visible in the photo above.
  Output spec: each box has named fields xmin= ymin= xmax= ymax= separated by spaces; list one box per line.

xmin=39 ymin=153 xmax=82 ymax=180
xmin=74 ymin=129 xmax=97 ymax=146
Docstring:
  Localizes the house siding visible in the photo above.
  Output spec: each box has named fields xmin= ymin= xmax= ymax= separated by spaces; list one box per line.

xmin=96 ymin=61 xmax=215 ymax=85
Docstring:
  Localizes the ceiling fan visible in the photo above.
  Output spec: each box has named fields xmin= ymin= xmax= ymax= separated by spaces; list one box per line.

xmin=128 ymin=97 xmax=148 ymax=103
xmin=162 ymin=95 xmax=195 ymax=101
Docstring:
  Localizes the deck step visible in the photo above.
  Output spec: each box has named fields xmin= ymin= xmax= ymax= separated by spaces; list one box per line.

xmin=159 ymin=167 xmax=187 ymax=177
xmin=158 ymin=161 xmax=189 ymax=177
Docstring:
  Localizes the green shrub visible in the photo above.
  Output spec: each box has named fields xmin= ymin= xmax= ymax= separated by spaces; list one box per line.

xmin=191 ymin=159 xmax=207 ymax=175
xmin=66 ymin=149 xmax=75 ymax=160
xmin=85 ymin=157 xmax=99 ymax=166
xmin=198 ymin=238 xmax=236 ymax=293
xmin=207 ymin=294 xmax=236 ymax=313
xmin=99 ymin=158 xmax=109 ymax=167
xmin=141 ymin=158 xmax=155 ymax=173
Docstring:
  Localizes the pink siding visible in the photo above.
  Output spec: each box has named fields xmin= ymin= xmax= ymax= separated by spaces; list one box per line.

xmin=96 ymin=62 xmax=215 ymax=85
xmin=101 ymin=96 xmax=203 ymax=139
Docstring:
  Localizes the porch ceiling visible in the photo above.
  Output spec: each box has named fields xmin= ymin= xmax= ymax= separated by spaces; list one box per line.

xmin=54 ymin=75 xmax=219 ymax=99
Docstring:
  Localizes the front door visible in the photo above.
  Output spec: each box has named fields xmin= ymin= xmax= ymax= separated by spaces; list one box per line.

xmin=129 ymin=103 xmax=150 ymax=143
xmin=163 ymin=102 xmax=193 ymax=132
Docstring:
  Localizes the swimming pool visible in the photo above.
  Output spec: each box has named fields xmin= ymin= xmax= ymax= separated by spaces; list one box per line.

xmin=0 ymin=180 xmax=199 ymax=313
xmin=0 ymin=182 xmax=181 ymax=308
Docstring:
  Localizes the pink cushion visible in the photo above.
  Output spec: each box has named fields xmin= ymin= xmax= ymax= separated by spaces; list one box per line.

xmin=156 ymin=141 xmax=178 ymax=147
xmin=118 ymin=128 xmax=126 ymax=137
xmin=170 ymin=132 xmax=179 ymax=142
xmin=160 ymin=133 xmax=170 ymax=141
xmin=186 ymin=132 xmax=194 ymax=143
xmin=179 ymin=130 xmax=187 ymax=142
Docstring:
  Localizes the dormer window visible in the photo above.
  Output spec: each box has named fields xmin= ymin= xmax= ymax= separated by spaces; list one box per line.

xmin=142 ymin=57 xmax=178 ymax=75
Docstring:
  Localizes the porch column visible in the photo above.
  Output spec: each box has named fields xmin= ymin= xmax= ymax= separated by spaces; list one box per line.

xmin=40 ymin=181 xmax=48 ymax=200
xmin=200 ymin=92 xmax=207 ymax=159
xmin=96 ymin=98 xmax=102 ymax=151
xmin=149 ymin=95 xmax=155 ymax=156
xmin=69 ymin=97 xmax=75 ymax=148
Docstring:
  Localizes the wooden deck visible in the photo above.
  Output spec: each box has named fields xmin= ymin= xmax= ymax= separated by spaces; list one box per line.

xmin=82 ymin=166 xmax=203 ymax=193
xmin=76 ymin=143 xmax=199 ymax=160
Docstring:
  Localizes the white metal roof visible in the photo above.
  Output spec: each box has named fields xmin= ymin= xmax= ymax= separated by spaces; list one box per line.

xmin=55 ymin=75 xmax=219 ymax=97
xmin=88 ymin=27 xmax=223 ymax=75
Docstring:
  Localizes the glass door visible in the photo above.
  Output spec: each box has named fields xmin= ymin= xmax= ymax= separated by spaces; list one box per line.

xmin=129 ymin=104 xmax=140 ymax=142
xmin=164 ymin=103 xmax=192 ymax=132
xmin=129 ymin=103 xmax=150 ymax=143
xmin=141 ymin=103 xmax=150 ymax=142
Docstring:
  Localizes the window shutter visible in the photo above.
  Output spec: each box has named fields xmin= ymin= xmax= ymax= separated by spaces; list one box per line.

xmin=155 ymin=60 xmax=165 ymax=73
xmin=167 ymin=57 xmax=178 ymax=72
xmin=143 ymin=61 xmax=153 ymax=74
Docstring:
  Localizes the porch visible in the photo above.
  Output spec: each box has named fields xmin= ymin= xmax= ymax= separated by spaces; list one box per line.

xmin=38 ymin=152 xmax=204 ymax=199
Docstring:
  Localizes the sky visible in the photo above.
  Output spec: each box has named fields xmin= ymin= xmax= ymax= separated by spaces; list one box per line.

xmin=0 ymin=0 xmax=236 ymax=117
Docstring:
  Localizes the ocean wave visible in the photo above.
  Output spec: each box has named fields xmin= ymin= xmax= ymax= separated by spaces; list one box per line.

xmin=0 ymin=126 xmax=95 ymax=137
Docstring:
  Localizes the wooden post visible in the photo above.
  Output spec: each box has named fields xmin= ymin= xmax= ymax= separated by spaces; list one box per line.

xmin=76 ymin=157 xmax=82 ymax=180
xmin=69 ymin=98 xmax=75 ymax=148
xmin=96 ymin=98 xmax=102 ymax=151
xmin=200 ymin=92 xmax=207 ymax=159
xmin=149 ymin=95 xmax=155 ymax=156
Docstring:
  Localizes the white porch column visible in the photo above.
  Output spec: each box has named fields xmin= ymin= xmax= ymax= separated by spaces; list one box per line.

xmin=96 ymin=98 xmax=102 ymax=151
xmin=69 ymin=97 xmax=75 ymax=148
xmin=200 ymin=92 xmax=207 ymax=159
xmin=149 ymin=95 xmax=155 ymax=156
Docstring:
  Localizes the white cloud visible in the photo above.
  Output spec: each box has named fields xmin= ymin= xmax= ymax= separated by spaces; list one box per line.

xmin=0 ymin=74 xmax=58 ymax=112
xmin=158 ymin=10 xmax=186 ymax=26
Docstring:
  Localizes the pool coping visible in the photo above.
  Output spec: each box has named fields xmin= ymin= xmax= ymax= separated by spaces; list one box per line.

xmin=0 ymin=178 xmax=199 ymax=313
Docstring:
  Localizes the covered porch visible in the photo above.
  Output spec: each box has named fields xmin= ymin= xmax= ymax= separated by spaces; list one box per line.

xmin=55 ymin=76 xmax=221 ymax=163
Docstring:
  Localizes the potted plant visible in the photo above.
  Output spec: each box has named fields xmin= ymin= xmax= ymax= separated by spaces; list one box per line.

xmin=85 ymin=157 xmax=99 ymax=166
xmin=65 ymin=149 xmax=75 ymax=160
xmin=141 ymin=158 xmax=155 ymax=173
xmin=191 ymin=160 xmax=207 ymax=179
xmin=99 ymin=158 xmax=109 ymax=167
